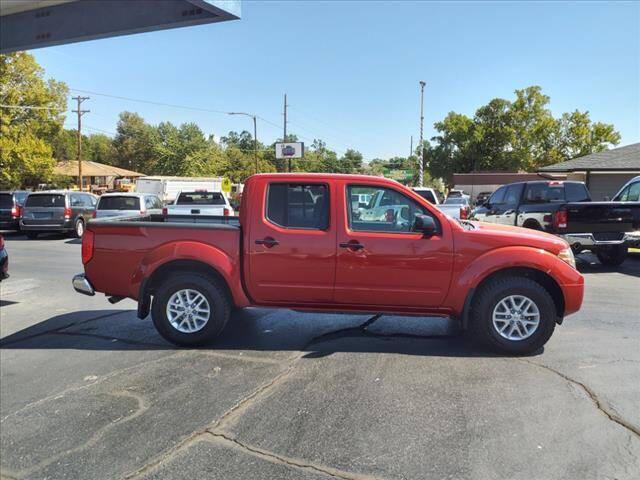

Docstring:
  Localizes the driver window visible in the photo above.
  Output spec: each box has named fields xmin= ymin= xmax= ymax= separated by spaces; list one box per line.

xmin=347 ymin=185 xmax=430 ymax=233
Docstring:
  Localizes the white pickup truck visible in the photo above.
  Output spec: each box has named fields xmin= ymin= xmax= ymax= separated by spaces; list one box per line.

xmin=164 ymin=191 xmax=234 ymax=217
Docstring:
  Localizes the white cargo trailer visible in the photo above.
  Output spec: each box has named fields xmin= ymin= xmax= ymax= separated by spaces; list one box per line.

xmin=135 ymin=177 xmax=223 ymax=203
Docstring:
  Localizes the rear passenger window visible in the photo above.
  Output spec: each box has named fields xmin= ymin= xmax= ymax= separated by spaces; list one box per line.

xmin=565 ymin=183 xmax=590 ymax=202
xmin=266 ymin=183 xmax=329 ymax=230
xmin=523 ymin=183 xmax=566 ymax=203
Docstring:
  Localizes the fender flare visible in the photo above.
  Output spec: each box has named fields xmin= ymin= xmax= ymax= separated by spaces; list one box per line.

xmin=448 ymin=246 xmax=565 ymax=322
xmin=130 ymin=241 xmax=249 ymax=314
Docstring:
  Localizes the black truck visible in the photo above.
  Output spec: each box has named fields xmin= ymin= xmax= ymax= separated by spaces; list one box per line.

xmin=471 ymin=180 xmax=640 ymax=266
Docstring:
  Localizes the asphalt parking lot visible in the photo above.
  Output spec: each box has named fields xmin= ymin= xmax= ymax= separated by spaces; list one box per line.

xmin=1 ymin=233 xmax=639 ymax=480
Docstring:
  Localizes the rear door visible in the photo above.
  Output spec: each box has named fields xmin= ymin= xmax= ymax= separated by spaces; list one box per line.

xmin=246 ymin=181 xmax=336 ymax=304
xmin=22 ymin=193 xmax=67 ymax=226
xmin=334 ymin=183 xmax=453 ymax=308
xmin=0 ymin=193 xmax=13 ymax=225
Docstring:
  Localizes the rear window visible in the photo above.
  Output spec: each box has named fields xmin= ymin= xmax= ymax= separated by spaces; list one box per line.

xmin=565 ymin=183 xmax=590 ymax=202
xmin=98 ymin=196 xmax=140 ymax=210
xmin=0 ymin=194 xmax=13 ymax=209
xmin=523 ymin=183 xmax=566 ymax=203
xmin=176 ymin=192 xmax=226 ymax=205
xmin=415 ymin=190 xmax=436 ymax=203
xmin=444 ymin=197 xmax=466 ymax=205
xmin=267 ymin=183 xmax=329 ymax=229
xmin=25 ymin=194 xmax=65 ymax=208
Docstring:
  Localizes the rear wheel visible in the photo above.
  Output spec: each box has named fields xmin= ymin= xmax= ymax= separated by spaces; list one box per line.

xmin=151 ymin=273 xmax=231 ymax=347
xmin=596 ymin=245 xmax=627 ymax=267
xmin=26 ymin=232 xmax=38 ymax=240
xmin=470 ymin=276 xmax=556 ymax=355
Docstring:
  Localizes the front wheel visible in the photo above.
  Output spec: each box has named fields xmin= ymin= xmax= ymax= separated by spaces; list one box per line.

xmin=469 ymin=276 xmax=556 ymax=355
xmin=596 ymin=245 xmax=627 ymax=267
xmin=74 ymin=218 xmax=85 ymax=238
xmin=151 ymin=273 xmax=231 ymax=347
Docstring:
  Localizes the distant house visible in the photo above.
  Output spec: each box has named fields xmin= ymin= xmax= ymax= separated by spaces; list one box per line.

xmin=538 ymin=143 xmax=640 ymax=200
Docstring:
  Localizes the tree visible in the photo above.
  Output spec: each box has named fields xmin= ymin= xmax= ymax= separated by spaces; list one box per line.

xmin=111 ymin=112 xmax=157 ymax=174
xmin=427 ymin=86 xmax=620 ymax=185
xmin=338 ymin=149 xmax=363 ymax=173
xmin=0 ymin=52 xmax=68 ymax=188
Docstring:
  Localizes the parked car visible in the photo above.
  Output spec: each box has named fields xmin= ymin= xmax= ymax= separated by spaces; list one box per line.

xmin=164 ymin=191 xmax=234 ymax=217
xmin=73 ymin=173 xmax=584 ymax=355
xmin=475 ymin=191 xmax=493 ymax=206
xmin=136 ymin=176 xmax=223 ymax=203
xmin=0 ymin=190 xmax=29 ymax=231
xmin=612 ymin=176 xmax=640 ymax=202
xmin=446 ymin=189 xmax=468 ymax=200
xmin=437 ymin=196 xmax=471 ymax=219
xmin=94 ymin=193 xmax=163 ymax=219
xmin=471 ymin=180 xmax=640 ymax=266
xmin=412 ymin=187 xmax=440 ymax=205
xmin=20 ymin=191 xmax=97 ymax=239
xmin=0 ymin=234 xmax=8 ymax=281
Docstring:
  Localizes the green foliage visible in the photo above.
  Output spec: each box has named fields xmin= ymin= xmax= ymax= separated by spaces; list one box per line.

xmin=0 ymin=52 xmax=68 ymax=188
xmin=427 ymin=86 xmax=621 ymax=186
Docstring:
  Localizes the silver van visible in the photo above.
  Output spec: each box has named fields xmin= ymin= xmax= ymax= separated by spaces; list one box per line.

xmin=20 ymin=191 xmax=97 ymax=239
xmin=94 ymin=193 xmax=163 ymax=219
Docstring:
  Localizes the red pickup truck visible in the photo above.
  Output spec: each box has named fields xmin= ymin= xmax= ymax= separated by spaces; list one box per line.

xmin=73 ymin=174 xmax=584 ymax=355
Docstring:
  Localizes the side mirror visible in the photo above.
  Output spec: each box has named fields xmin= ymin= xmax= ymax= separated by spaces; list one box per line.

xmin=413 ymin=214 xmax=437 ymax=236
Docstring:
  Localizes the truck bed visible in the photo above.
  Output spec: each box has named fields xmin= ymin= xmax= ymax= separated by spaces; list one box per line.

xmin=84 ymin=214 xmax=241 ymax=300
xmin=563 ymin=201 xmax=640 ymax=235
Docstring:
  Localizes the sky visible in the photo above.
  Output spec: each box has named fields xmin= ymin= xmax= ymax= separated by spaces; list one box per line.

xmin=32 ymin=0 xmax=640 ymax=161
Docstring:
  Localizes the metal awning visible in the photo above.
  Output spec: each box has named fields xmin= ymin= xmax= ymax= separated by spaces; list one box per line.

xmin=0 ymin=0 xmax=241 ymax=53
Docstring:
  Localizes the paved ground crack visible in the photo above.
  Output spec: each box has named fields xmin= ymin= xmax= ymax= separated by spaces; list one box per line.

xmin=519 ymin=358 xmax=640 ymax=438
xmin=52 ymin=330 xmax=167 ymax=348
xmin=206 ymin=431 xmax=383 ymax=480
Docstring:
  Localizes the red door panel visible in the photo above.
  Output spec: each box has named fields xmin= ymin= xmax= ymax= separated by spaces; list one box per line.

xmin=334 ymin=182 xmax=454 ymax=308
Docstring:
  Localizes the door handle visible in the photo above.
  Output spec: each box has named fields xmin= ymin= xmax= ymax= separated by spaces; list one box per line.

xmin=504 ymin=209 xmax=515 ymax=215
xmin=255 ymin=237 xmax=279 ymax=248
xmin=191 ymin=209 xmax=200 ymax=214
xmin=339 ymin=240 xmax=364 ymax=251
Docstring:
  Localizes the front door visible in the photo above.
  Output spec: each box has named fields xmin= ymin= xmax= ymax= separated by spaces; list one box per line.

xmin=334 ymin=183 xmax=454 ymax=308
xmin=247 ymin=181 xmax=336 ymax=305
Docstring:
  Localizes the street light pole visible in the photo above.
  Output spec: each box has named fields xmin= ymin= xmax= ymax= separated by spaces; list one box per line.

xmin=418 ymin=81 xmax=426 ymax=187
xmin=228 ymin=112 xmax=259 ymax=175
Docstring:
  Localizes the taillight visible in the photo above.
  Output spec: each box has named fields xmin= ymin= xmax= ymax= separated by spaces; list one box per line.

xmin=92 ymin=211 xmax=97 ymax=219
xmin=10 ymin=205 xmax=20 ymax=218
xmin=0 ymin=235 xmax=4 ymax=250
xmin=459 ymin=206 xmax=469 ymax=220
xmin=81 ymin=229 xmax=94 ymax=264
xmin=554 ymin=209 xmax=568 ymax=230
xmin=162 ymin=207 xmax=168 ymax=216
xmin=223 ymin=207 xmax=230 ymax=216
xmin=64 ymin=207 xmax=72 ymax=219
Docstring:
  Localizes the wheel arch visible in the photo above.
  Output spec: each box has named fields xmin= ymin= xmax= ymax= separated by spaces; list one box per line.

xmin=461 ymin=267 xmax=565 ymax=330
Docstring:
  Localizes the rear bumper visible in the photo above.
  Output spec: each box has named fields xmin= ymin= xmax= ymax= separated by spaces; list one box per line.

xmin=0 ymin=219 xmax=20 ymax=231
xmin=20 ymin=219 xmax=74 ymax=232
xmin=73 ymin=273 xmax=95 ymax=296
xmin=560 ymin=231 xmax=640 ymax=249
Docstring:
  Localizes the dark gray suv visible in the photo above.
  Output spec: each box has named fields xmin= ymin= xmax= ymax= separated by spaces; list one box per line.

xmin=20 ymin=191 xmax=97 ymax=239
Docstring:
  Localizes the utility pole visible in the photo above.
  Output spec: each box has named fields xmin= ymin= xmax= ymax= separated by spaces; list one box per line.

xmin=410 ymin=135 xmax=413 ymax=158
xmin=283 ymin=93 xmax=291 ymax=172
xmin=228 ymin=112 xmax=259 ymax=175
xmin=72 ymin=96 xmax=90 ymax=191
xmin=418 ymin=81 xmax=426 ymax=187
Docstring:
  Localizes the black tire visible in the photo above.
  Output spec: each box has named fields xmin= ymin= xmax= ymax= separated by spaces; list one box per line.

xmin=523 ymin=221 xmax=542 ymax=231
xmin=596 ymin=245 xmax=627 ymax=267
xmin=26 ymin=232 xmax=38 ymax=240
xmin=151 ymin=273 xmax=231 ymax=347
xmin=469 ymin=276 xmax=556 ymax=355
xmin=74 ymin=218 xmax=85 ymax=238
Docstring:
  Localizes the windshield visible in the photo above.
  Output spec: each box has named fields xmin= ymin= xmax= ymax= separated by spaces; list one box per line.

xmin=98 ymin=196 xmax=140 ymax=210
xmin=25 ymin=194 xmax=65 ymax=208
xmin=176 ymin=192 xmax=226 ymax=205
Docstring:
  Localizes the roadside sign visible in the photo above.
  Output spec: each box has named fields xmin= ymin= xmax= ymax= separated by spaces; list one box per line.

xmin=275 ymin=142 xmax=304 ymax=159
xmin=221 ymin=177 xmax=232 ymax=193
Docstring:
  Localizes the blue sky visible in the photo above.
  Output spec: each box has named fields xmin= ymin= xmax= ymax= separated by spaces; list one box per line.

xmin=33 ymin=0 xmax=639 ymax=160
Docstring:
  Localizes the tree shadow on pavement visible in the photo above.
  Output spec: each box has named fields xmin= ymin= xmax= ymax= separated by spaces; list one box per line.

xmin=0 ymin=307 xmax=514 ymax=359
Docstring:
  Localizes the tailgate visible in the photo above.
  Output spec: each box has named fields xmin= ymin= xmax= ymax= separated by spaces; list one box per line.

xmin=564 ymin=202 xmax=640 ymax=236
xmin=167 ymin=205 xmax=225 ymax=216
